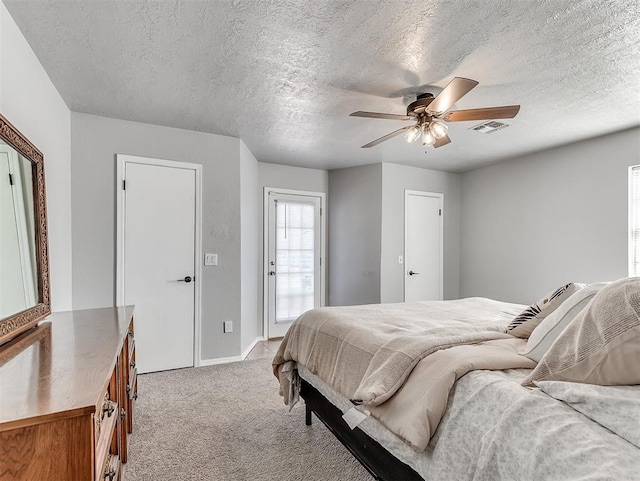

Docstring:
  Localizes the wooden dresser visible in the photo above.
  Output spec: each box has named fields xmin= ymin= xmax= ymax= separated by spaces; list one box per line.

xmin=0 ymin=306 xmax=138 ymax=481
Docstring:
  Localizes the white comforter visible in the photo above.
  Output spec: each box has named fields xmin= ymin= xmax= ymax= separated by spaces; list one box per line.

xmin=301 ymin=367 xmax=640 ymax=481
xmin=274 ymin=298 xmax=538 ymax=450
xmin=274 ymin=297 xmax=523 ymax=406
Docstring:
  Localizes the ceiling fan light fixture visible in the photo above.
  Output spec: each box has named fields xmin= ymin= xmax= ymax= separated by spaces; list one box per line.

xmin=421 ymin=126 xmax=435 ymax=146
xmin=429 ymin=119 xmax=448 ymax=139
xmin=350 ymin=76 xmax=520 ymax=150
xmin=404 ymin=124 xmax=421 ymax=143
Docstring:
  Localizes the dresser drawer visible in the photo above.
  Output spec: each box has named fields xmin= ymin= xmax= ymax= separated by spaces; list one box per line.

xmin=96 ymin=366 xmax=119 ymax=446
xmin=95 ymin=392 xmax=117 ymax=444
xmin=127 ymin=366 xmax=138 ymax=434
xmin=127 ymin=322 xmax=135 ymax=364
xmin=94 ymin=400 xmax=118 ymax=481
xmin=95 ymin=355 xmax=121 ymax=480
xmin=124 ymin=318 xmax=137 ymax=437
xmin=128 ymin=344 xmax=137 ymax=382
xmin=99 ymin=449 xmax=120 ymax=481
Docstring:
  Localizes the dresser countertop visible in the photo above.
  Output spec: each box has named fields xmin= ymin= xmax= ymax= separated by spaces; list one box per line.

xmin=0 ymin=306 xmax=134 ymax=430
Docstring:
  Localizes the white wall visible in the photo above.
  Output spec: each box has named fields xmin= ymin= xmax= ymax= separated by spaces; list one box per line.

xmin=460 ymin=127 xmax=640 ymax=304
xmin=70 ymin=112 xmax=244 ymax=360
xmin=380 ymin=163 xmax=461 ymax=302
xmin=0 ymin=4 xmax=72 ymax=311
xmin=240 ymin=141 xmax=260 ymax=353
xmin=328 ymin=164 xmax=382 ymax=306
xmin=259 ymin=162 xmax=328 ymax=194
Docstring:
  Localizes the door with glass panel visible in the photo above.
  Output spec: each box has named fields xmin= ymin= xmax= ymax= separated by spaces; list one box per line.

xmin=266 ymin=190 xmax=323 ymax=338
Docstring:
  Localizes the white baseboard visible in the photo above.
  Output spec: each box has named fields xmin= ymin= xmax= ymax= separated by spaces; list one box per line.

xmin=199 ymin=356 xmax=243 ymax=366
xmin=241 ymin=336 xmax=265 ymax=359
xmin=198 ymin=336 xmax=266 ymax=366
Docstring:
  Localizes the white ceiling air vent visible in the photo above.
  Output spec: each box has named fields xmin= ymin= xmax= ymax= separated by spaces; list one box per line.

xmin=470 ymin=120 xmax=509 ymax=133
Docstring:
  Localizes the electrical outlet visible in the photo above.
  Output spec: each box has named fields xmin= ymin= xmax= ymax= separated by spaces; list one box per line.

xmin=205 ymin=253 xmax=218 ymax=266
xmin=223 ymin=321 xmax=233 ymax=333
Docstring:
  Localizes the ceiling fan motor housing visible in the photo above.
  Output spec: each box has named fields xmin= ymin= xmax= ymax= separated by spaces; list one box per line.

xmin=407 ymin=93 xmax=435 ymax=119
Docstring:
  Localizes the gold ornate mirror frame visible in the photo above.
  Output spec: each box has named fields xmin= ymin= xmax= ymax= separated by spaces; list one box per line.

xmin=0 ymin=113 xmax=50 ymax=345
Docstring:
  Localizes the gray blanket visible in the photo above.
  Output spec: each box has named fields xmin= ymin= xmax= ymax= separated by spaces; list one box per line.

xmin=273 ymin=297 xmax=523 ymax=406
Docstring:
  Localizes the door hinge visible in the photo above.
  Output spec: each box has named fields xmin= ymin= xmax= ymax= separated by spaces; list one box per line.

xmin=320 ymin=257 xmax=322 ymax=266
xmin=320 ymin=207 xmax=322 ymax=216
xmin=439 ymin=209 xmax=442 ymax=216
xmin=122 ymin=179 xmax=126 ymax=190
xmin=8 ymin=173 xmax=13 ymax=186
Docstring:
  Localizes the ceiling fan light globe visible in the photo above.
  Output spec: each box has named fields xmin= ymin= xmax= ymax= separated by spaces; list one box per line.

xmin=430 ymin=120 xmax=448 ymax=139
xmin=422 ymin=130 xmax=435 ymax=146
xmin=404 ymin=125 xmax=420 ymax=143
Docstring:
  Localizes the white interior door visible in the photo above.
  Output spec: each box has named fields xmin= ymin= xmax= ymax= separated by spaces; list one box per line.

xmin=404 ymin=190 xmax=443 ymax=301
xmin=120 ymin=157 xmax=197 ymax=373
xmin=265 ymin=190 xmax=324 ymax=338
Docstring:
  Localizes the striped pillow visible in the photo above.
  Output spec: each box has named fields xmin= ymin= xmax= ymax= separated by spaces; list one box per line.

xmin=506 ymin=283 xmax=581 ymax=338
xmin=523 ymin=277 xmax=640 ymax=387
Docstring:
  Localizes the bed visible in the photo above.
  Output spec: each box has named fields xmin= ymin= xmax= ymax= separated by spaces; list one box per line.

xmin=273 ymin=280 xmax=640 ymax=480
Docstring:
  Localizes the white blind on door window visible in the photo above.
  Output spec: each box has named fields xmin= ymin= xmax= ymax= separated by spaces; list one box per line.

xmin=275 ymin=201 xmax=315 ymax=322
xmin=630 ymin=165 xmax=640 ymax=276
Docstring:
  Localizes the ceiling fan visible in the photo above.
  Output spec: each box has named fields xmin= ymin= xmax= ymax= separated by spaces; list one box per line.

xmin=350 ymin=77 xmax=520 ymax=149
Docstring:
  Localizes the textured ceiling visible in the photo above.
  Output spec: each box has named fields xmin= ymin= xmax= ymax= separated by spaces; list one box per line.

xmin=4 ymin=0 xmax=640 ymax=172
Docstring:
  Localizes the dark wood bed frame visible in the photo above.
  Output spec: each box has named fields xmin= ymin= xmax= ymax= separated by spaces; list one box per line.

xmin=300 ymin=378 xmax=423 ymax=481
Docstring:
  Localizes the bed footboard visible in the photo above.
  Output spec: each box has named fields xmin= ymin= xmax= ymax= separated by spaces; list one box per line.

xmin=300 ymin=378 xmax=423 ymax=481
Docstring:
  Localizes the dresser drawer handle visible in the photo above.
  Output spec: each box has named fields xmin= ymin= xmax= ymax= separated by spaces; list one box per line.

xmin=130 ymin=361 xmax=136 ymax=369
xmin=128 ymin=329 xmax=134 ymax=337
xmin=102 ymin=400 xmax=115 ymax=418
xmin=133 ymin=392 xmax=138 ymax=401
xmin=104 ymin=467 xmax=116 ymax=481
xmin=120 ymin=407 xmax=126 ymax=420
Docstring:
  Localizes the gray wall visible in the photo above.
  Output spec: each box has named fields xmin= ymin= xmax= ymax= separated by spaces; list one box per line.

xmin=240 ymin=141 xmax=260 ymax=353
xmin=1 ymin=4 xmax=73 ymax=311
xmin=259 ymin=162 xmax=328 ymax=193
xmin=328 ymin=164 xmax=382 ymax=306
xmin=70 ymin=112 xmax=243 ymax=360
xmin=460 ymin=127 xmax=640 ymax=304
xmin=380 ymin=163 xmax=461 ymax=302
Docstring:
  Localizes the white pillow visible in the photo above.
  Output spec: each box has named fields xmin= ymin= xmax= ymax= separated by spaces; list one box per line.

xmin=506 ymin=283 xmax=583 ymax=338
xmin=522 ymin=277 xmax=640 ymax=387
xmin=524 ymin=282 xmax=608 ymax=362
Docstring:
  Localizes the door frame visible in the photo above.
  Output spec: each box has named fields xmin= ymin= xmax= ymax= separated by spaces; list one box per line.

xmin=115 ymin=154 xmax=203 ymax=367
xmin=263 ymin=187 xmax=326 ymax=339
xmin=403 ymin=190 xmax=444 ymax=301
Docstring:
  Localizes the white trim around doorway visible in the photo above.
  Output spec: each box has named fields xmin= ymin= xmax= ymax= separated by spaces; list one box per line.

xmin=403 ymin=189 xmax=444 ymax=301
xmin=115 ymin=154 xmax=203 ymax=367
xmin=262 ymin=187 xmax=327 ymax=339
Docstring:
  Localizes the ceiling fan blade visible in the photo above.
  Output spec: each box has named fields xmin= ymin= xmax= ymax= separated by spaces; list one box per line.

xmin=350 ymin=111 xmax=413 ymax=121
xmin=427 ymin=77 xmax=479 ymax=115
xmin=433 ymin=134 xmax=451 ymax=149
xmin=442 ymin=105 xmax=521 ymax=122
xmin=361 ymin=126 xmax=412 ymax=148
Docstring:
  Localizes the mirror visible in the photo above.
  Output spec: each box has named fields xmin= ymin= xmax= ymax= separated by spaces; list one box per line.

xmin=0 ymin=113 xmax=50 ymax=346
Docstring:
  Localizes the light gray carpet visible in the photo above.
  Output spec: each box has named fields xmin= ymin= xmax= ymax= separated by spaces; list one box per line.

xmin=125 ymin=357 xmax=374 ymax=481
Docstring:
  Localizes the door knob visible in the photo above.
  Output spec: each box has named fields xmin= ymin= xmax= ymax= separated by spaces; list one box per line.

xmin=178 ymin=276 xmax=193 ymax=283
xmin=408 ymin=271 xmax=420 ymax=276
xmin=269 ymin=271 xmax=276 ymax=276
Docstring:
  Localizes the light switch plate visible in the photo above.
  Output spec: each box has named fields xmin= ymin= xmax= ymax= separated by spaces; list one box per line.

xmin=205 ymin=253 xmax=218 ymax=266
xmin=223 ymin=321 xmax=233 ymax=333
